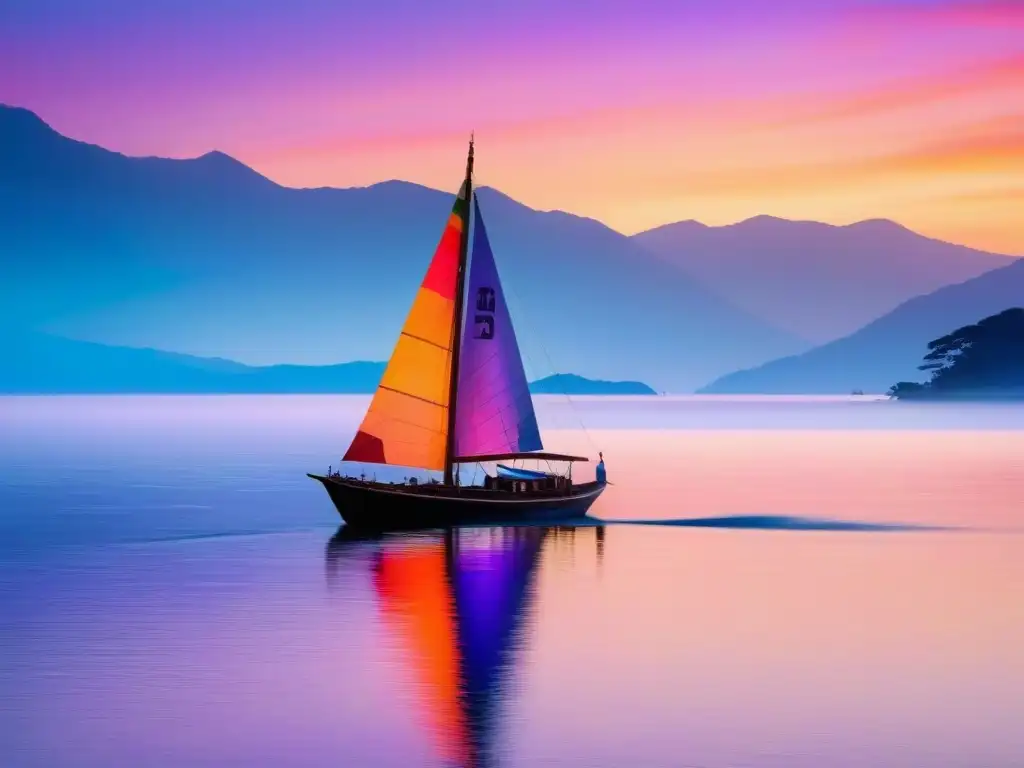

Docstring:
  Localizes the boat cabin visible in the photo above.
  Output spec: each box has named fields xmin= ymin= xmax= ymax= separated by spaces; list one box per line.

xmin=457 ymin=451 xmax=587 ymax=494
xmin=483 ymin=465 xmax=571 ymax=493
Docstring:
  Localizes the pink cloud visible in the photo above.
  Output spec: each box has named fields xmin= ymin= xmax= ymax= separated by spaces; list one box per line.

xmin=853 ymin=0 xmax=1024 ymax=26
xmin=766 ymin=54 xmax=1024 ymax=125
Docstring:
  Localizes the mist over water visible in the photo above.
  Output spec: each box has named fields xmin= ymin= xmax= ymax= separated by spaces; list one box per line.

xmin=1 ymin=396 xmax=1022 ymax=766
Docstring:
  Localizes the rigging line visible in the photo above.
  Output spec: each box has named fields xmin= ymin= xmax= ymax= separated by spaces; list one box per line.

xmin=495 ymin=251 xmax=599 ymax=454
xmin=466 ymin=410 xmax=512 ymax=432
xmin=465 ymin=375 xmax=522 ymax=407
xmin=377 ymin=385 xmax=447 ymax=409
xmin=474 ymin=168 xmax=596 ymax=454
xmin=459 ymin=362 xmax=534 ymax=419
xmin=372 ymin=415 xmax=446 ymax=435
xmin=497 ymin=406 xmax=515 ymax=449
xmin=400 ymin=330 xmax=450 ymax=352
xmin=464 ymin=381 xmax=522 ymax=415
xmin=459 ymin=350 xmax=515 ymax=387
xmin=368 ymin=407 xmax=449 ymax=435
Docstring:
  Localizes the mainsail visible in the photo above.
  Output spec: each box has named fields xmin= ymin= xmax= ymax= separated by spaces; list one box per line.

xmin=453 ymin=197 xmax=543 ymax=457
xmin=342 ymin=182 xmax=468 ymax=471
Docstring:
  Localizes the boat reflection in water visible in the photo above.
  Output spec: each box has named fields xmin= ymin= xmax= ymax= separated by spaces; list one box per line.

xmin=324 ymin=524 xmax=604 ymax=767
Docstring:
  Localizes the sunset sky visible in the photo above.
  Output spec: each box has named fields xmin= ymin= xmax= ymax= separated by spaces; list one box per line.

xmin=2 ymin=0 xmax=1022 ymax=253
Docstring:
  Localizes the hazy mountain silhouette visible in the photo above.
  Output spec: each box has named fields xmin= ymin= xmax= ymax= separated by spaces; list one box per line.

xmin=0 ymin=331 xmax=655 ymax=394
xmin=0 ymin=104 xmax=806 ymax=392
xmin=0 ymin=332 xmax=386 ymax=393
xmin=700 ymin=259 xmax=1024 ymax=394
xmin=634 ymin=215 xmax=1014 ymax=344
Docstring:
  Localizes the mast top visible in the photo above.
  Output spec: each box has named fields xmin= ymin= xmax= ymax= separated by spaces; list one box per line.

xmin=444 ymin=134 xmax=475 ymax=486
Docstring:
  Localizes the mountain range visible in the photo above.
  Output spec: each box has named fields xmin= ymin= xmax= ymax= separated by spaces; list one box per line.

xmin=1 ymin=103 xmax=1018 ymax=393
xmin=701 ymin=258 xmax=1024 ymax=393
xmin=633 ymin=217 xmax=1012 ymax=344
xmin=0 ymin=331 xmax=654 ymax=395
xmin=0 ymin=105 xmax=801 ymax=393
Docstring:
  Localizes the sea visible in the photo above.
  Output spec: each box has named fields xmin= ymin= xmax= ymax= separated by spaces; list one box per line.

xmin=1 ymin=395 xmax=1022 ymax=767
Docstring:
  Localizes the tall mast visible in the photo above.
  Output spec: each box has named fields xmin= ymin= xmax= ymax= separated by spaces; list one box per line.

xmin=443 ymin=135 xmax=474 ymax=486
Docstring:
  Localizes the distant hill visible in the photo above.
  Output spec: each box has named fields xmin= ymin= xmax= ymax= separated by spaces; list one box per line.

xmin=0 ymin=332 xmax=386 ymax=393
xmin=700 ymin=258 xmax=1024 ymax=394
xmin=528 ymin=373 xmax=655 ymax=395
xmin=0 ymin=332 xmax=654 ymax=394
xmin=0 ymin=104 xmax=806 ymax=392
xmin=634 ymin=216 xmax=1015 ymax=345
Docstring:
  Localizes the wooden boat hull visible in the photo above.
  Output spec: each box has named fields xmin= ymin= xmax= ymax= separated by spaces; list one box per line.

xmin=308 ymin=474 xmax=605 ymax=530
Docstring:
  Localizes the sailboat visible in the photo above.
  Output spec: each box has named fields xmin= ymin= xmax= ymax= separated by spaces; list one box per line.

xmin=308 ymin=138 xmax=606 ymax=529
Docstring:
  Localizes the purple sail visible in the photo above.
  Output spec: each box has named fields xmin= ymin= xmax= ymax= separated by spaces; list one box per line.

xmin=453 ymin=197 xmax=543 ymax=457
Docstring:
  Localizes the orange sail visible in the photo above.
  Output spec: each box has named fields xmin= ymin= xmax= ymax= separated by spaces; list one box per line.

xmin=343 ymin=181 xmax=468 ymax=470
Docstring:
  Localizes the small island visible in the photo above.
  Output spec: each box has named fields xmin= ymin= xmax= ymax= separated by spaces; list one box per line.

xmin=528 ymin=373 xmax=657 ymax=395
xmin=888 ymin=308 xmax=1024 ymax=400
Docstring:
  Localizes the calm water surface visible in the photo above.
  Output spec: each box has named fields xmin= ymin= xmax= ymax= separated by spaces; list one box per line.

xmin=1 ymin=396 xmax=1022 ymax=767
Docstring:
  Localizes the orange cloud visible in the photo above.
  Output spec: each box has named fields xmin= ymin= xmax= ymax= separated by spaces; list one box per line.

xmin=943 ymin=186 xmax=1024 ymax=203
xmin=655 ymin=116 xmax=1024 ymax=197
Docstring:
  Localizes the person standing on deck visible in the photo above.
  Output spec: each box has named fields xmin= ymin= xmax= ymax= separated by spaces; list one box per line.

xmin=596 ymin=452 xmax=606 ymax=484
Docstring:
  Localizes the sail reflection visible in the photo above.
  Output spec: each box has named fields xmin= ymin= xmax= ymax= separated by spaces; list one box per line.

xmin=324 ymin=524 xmax=605 ymax=767
xmin=372 ymin=527 xmax=543 ymax=768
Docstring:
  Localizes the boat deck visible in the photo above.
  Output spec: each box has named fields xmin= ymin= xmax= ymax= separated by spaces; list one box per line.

xmin=307 ymin=474 xmax=606 ymax=529
xmin=309 ymin=474 xmax=602 ymax=500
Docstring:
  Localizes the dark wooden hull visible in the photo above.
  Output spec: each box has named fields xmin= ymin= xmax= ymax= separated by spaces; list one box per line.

xmin=308 ymin=474 xmax=605 ymax=530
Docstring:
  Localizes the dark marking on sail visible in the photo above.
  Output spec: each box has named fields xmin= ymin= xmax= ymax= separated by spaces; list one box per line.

xmin=476 ymin=287 xmax=495 ymax=312
xmin=474 ymin=315 xmax=494 ymax=339
xmin=474 ymin=286 xmax=496 ymax=339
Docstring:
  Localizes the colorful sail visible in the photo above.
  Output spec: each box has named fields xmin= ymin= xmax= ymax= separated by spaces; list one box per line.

xmin=453 ymin=198 xmax=543 ymax=457
xmin=343 ymin=182 xmax=468 ymax=470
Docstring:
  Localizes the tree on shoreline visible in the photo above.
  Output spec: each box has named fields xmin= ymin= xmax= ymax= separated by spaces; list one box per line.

xmin=888 ymin=308 xmax=1024 ymax=399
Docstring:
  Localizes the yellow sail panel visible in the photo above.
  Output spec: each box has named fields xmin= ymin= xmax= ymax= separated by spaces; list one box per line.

xmin=403 ymin=283 xmax=458 ymax=349
xmin=379 ymin=310 xmax=451 ymax=405
xmin=343 ymin=182 xmax=467 ymax=470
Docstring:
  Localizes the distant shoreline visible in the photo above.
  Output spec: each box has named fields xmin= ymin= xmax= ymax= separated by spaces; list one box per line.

xmin=1 ymin=333 xmax=657 ymax=396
